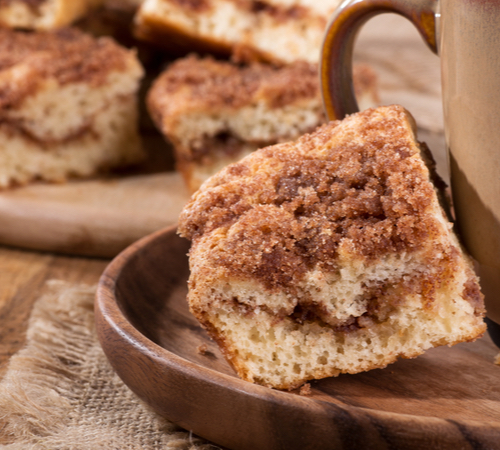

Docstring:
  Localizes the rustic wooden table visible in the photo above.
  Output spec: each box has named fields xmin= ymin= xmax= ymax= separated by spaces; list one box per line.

xmin=1 ymin=14 xmax=485 ymax=450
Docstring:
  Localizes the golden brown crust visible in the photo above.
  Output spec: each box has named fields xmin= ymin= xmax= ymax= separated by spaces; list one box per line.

xmin=0 ymin=27 xmax=132 ymax=109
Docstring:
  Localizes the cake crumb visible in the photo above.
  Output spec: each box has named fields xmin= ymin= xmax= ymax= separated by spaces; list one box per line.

xmin=494 ymin=353 xmax=500 ymax=365
xmin=299 ymin=383 xmax=312 ymax=396
xmin=197 ymin=344 xmax=209 ymax=355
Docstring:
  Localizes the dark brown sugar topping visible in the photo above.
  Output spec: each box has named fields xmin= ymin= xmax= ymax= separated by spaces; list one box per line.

xmin=0 ymin=27 xmax=131 ymax=109
xmin=238 ymin=0 xmax=310 ymax=23
xmin=179 ymin=106 xmax=442 ymax=291
xmin=149 ymin=55 xmax=319 ymax=111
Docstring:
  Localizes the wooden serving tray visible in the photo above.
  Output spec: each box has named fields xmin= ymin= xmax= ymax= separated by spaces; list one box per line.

xmin=0 ymin=171 xmax=189 ymax=258
xmin=96 ymin=227 xmax=500 ymax=450
xmin=0 ymin=134 xmax=191 ymax=258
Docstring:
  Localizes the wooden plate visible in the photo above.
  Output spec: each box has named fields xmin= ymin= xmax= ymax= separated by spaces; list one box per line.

xmin=95 ymin=226 xmax=500 ymax=450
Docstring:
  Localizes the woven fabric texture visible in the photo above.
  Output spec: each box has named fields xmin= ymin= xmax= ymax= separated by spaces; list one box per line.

xmin=0 ymin=280 xmax=220 ymax=450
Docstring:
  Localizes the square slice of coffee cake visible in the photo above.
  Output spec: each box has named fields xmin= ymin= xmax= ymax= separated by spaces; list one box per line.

xmin=0 ymin=27 xmax=144 ymax=188
xmin=148 ymin=55 xmax=378 ymax=192
xmin=135 ymin=0 xmax=343 ymax=64
xmin=178 ymin=105 xmax=485 ymax=390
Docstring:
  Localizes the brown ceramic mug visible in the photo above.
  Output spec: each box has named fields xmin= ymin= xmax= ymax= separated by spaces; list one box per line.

xmin=321 ymin=0 xmax=500 ymax=345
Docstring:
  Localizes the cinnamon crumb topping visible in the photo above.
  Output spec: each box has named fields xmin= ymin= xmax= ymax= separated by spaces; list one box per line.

xmin=0 ymin=27 xmax=132 ymax=109
xmin=165 ymin=0 xmax=314 ymax=24
xmin=149 ymin=55 xmax=319 ymax=114
xmin=463 ymin=276 xmax=486 ymax=315
xmin=179 ymin=106 xmax=444 ymax=291
xmin=149 ymin=55 xmax=376 ymax=114
xmin=244 ymin=1 xmax=310 ymax=23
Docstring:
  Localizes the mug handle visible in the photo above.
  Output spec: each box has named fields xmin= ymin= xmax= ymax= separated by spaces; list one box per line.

xmin=320 ymin=0 xmax=439 ymax=120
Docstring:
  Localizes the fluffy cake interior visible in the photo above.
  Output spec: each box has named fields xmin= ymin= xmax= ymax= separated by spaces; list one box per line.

xmin=190 ymin=233 xmax=483 ymax=390
xmin=178 ymin=105 xmax=485 ymax=390
xmin=135 ymin=0 xmax=342 ymax=63
xmin=148 ymin=56 xmax=378 ymax=192
xmin=0 ymin=94 xmax=142 ymax=187
xmin=0 ymin=0 xmax=103 ymax=30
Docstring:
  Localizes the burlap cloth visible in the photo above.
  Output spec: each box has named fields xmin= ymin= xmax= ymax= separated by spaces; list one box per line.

xmin=0 ymin=280 xmax=219 ymax=449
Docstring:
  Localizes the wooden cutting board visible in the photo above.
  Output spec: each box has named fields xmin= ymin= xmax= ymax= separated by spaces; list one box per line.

xmin=0 ymin=132 xmax=191 ymax=258
xmin=0 ymin=169 xmax=191 ymax=258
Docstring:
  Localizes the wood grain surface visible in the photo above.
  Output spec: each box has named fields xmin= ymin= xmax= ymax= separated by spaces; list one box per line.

xmin=0 ymin=171 xmax=190 ymax=258
xmin=96 ymin=227 xmax=500 ymax=450
xmin=0 ymin=247 xmax=109 ymax=379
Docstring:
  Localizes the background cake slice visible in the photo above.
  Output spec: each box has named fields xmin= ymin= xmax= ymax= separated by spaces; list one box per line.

xmin=77 ymin=0 xmax=145 ymax=39
xmin=134 ymin=0 xmax=343 ymax=64
xmin=0 ymin=27 xmax=144 ymax=188
xmin=0 ymin=0 xmax=103 ymax=30
xmin=178 ymin=105 xmax=486 ymax=390
xmin=148 ymin=55 xmax=378 ymax=192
